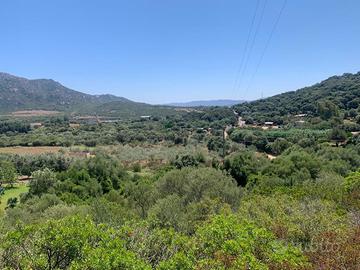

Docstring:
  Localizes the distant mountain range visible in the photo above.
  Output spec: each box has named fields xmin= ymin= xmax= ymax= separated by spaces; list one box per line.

xmin=1 ymin=71 xmax=359 ymax=119
xmin=0 ymin=72 xmax=125 ymax=113
xmin=166 ymin=99 xmax=245 ymax=107
xmin=0 ymin=72 xmax=246 ymax=118
xmin=0 ymin=72 xmax=179 ymax=118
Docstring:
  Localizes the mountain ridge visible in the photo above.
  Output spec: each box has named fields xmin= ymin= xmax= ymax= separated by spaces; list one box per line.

xmin=0 ymin=72 xmax=129 ymax=113
xmin=2 ymin=71 xmax=360 ymax=120
xmin=0 ymin=72 xmax=179 ymax=118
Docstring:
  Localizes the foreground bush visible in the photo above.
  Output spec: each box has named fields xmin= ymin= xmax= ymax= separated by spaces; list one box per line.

xmin=1 ymin=214 xmax=309 ymax=270
xmin=1 ymin=216 xmax=150 ymax=270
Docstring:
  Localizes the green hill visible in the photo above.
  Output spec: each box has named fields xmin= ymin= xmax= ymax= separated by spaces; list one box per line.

xmin=234 ymin=72 xmax=360 ymax=123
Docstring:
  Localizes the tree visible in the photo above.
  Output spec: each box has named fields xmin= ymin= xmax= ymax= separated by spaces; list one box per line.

xmin=147 ymin=167 xmax=241 ymax=233
xmin=156 ymin=167 xmax=241 ymax=209
xmin=121 ymin=224 xmax=190 ymax=269
xmin=148 ymin=194 xmax=185 ymax=231
xmin=317 ymin=100 xmax=339 ymax=120
xmin=85 ymin=155 xmax=126 ymax=193
xmin=269 ymin=138 xmax=291 ymax=155
xmin=6 ymin=197 xmax=18 ymax=209
xmin=207 ymin=137 xmax=225 ymax=153
xmin=224 ymin=151 xmax=268 ymax=186
xmin=29 ymin=168 xmax=57 ymax=197
xmin=125 ymin=179 xmax=155 ymax=218
xmin=172 ymin=154 xmax=199 ymax=169
xmin=71 ymin=238 xmax=151 ymax=270
xmin=1 ymin=216 xmax=150 ymax=270
xmin=2 ymin=216 xmax=95 ymax=269
xmin=167 ymin=214 xmax=308 ymax=269
xmin=329 ymin=128 xmax=347 ymax=142
xmin=0 ymin=160 xmax=17 ymax=187
xmin=264 ymin=149 xmax=321 ymax=186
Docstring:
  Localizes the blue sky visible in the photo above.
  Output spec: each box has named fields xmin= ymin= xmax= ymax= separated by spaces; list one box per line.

xmin=1 ymin=0 xmax=359 ymax=104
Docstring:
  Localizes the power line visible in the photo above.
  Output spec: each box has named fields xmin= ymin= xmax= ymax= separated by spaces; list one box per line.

xmin=245 ymin=0 xmax=287 ymax=94
xmin=232 ymin=0 xmax=260 ymax=95
xmin=237 ymin=0 xmax=268 ymax=92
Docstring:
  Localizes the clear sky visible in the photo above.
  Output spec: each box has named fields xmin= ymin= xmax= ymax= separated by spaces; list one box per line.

xmin=1 ymin=0 xmax=359 ymax=104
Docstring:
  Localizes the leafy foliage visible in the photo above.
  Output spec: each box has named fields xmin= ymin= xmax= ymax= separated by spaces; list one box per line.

xmin=0 ymin=160 xmax=17 ymax=187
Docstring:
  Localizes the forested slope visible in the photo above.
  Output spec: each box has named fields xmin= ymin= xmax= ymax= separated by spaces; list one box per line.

xmin=234 ymin=72 xmax=360 ymax=123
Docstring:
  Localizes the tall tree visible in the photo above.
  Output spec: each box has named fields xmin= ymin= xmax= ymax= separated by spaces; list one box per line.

xmin=0 ymin=160 xmax=17 ymax=188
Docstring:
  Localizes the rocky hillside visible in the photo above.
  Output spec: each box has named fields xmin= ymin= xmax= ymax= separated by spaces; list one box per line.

xmin=0 ymin=72 xmax=125 ymax=113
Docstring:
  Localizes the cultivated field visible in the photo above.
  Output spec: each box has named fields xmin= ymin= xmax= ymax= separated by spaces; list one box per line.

xmin=0 ymin=146 xmax=62 ymax=155
xmin=6 ymin=110 xmax=60 ymax=117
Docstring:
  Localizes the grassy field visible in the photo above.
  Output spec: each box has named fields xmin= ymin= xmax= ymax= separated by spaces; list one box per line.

xmin=0 ymin=184 xmax=29 ymax=213
xmin=0 ymin=146 xmax=62 ymax=155
xmin=9 ymin=110 xmax=60 ymax=117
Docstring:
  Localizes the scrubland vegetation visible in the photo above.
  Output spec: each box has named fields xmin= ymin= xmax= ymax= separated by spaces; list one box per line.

xmin=0 ymin=72 xmax=360 ymax=269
